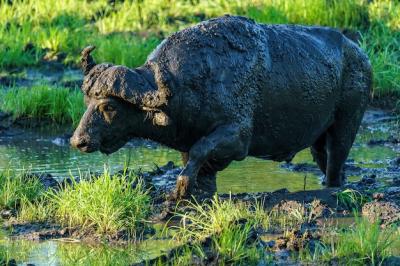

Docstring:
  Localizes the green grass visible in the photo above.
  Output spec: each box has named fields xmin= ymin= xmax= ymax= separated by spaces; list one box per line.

xmin=172 ymin=196 xmax=259 ymax=243
xmin=93 ymin=35 xmax=160 ymax=68
xmin=0 ymin=167 xmax=151 ymax=239
xmin=47 ymin=169 xmax=150 ymax=238
xmin=1 ymin=170 xmax=399 ymax=264
xmin=17 ymin=196 xmax=53 ymax=223
xmin=300 ymin=216 xmax=399 ymax=265
xmin=332 ymin=217 xmax=397 ymax=265
xmin=0 ymin=170 xmax=45 ymax=210
xmin=0 ymin=85 xmax=85 ymax=126
xmin=361 ymin=24 xmax=400 ymax=97
xmin=171 ymin=197 xmax=400 ymax=265
xmin=0 ymin=0 xmax=399 ymax=96
xmin=335 ymin=189 xmax=371 ymax=210
xmin=171 ymin=196 xmax=264 ymax=264
xmin=210 ymin=222 xmax=260 ymax=263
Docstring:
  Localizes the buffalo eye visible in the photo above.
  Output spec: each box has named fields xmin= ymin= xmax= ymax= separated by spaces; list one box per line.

xmin=99 ymin=103 xmax=116 ymax=122
xmin=99 ymin=104 xmax=115 ymax=113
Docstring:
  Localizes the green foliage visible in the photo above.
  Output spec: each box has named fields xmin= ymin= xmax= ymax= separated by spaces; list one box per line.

xmin=17 ymin=196 xmax=53 ymax=223
xmin=211 ymin=222 xmax=259 ymax=263
xmin=361 ymin=24 xmax=400 ymax=96
xmin=0 ymin=171 xmax=45 ymax=210
xmin=336 ymin=189 xmax=370 ymax=210
xmin=0 ymin=0 xmax=399 ymax=96
xmin=247 ymin=0 xmax=369 ymax=28
xmin=67 ymin=90 xmax=86 ymax=127
xmin=171 ymin=196 xmax=268 ymax=264
xmin=333 ymin=217 xmax=396 ymax=265
xmin=0 ymin=85 xmax=85 ymax=126
xmin=301 ymin=216 xmax=399 ymax=265
xmin=47 ymin=169 xmax=150 ymax=237
xmin=92 ymin=35 xmax=160 ymax=68
xmin=173 ymin=196 xmax=257 ymax=243
xmin=2 ymin=167 xmax=151 ymax=238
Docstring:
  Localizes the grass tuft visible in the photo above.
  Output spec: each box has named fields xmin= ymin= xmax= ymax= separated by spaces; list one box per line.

xmin=171 ymin=196 xmax=267 ymax=264
xmin=300 ymin=216 xmax=399 ymax=265
xmin=336 ymin=189 xmax=370 ymax=210
xmin=0 ymin=170 xmax=45 ymax=210
xmin=173 ymin=196 xmax=256 ymax=243
xmin=47 ymin=169 xmax=150 ymax=237
xmin=17 ymin=196 xmax=53 ymax=223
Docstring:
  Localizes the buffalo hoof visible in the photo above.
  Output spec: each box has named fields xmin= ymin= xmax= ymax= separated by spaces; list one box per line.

xmin=167 ymin=174 xmax=217 ymax=201
xmin=168 ymin=175 xmax=191 ymax=200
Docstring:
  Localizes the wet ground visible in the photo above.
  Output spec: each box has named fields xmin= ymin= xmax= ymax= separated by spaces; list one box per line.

xmin=0 ymin=108 xmax=398 ymax=264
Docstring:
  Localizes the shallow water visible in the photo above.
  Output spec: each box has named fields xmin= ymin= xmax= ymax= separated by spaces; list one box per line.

xmin=0 ymin=109 xmax=398 ymax=264
xmin=0 ymin=237 xmax=176 ymax=265
xmin=0 ymin=110 xmax=398 ymax=193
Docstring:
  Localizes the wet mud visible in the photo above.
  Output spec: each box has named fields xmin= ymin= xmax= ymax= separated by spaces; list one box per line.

xmin=2 ymin=160 xmax=399 ymax=242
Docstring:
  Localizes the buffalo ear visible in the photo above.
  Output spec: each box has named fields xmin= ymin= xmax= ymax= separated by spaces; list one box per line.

xmin=81 ymin=45 xmax=96 ymax=75
xmin=153 ymin=111 xmax=171 ymax=126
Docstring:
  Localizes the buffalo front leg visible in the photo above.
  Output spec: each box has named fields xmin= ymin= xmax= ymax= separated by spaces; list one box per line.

xmin=173 ymin=124 xmax=250 ymax=199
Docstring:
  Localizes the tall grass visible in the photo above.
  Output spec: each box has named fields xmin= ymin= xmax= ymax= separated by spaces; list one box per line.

xmin=247 ymin=0 xmax=369 ymax=28
xmin=0 ymin=170 xmax=45 ymax=210
xmin=92 ymin=35 xmax=160 ymax=68
xmin=47 ymin=169 xmax=150 ymax=237
xmin=17 ymin=196 xmax=53 ymax=223
xmin=0 ymin=85 xmax=85 ymax=126
xmin=361 ymin=24 xmax=400 ymax=97
xmin=335 ymin=188 xmax=370 ymax=210
xmin=172 ymin=196 xmax=263 ymax=264
xmin=0 ymin=0 xmax=399 ymax=96
xmin=332 ymin=217 xmax=396 ymax=265
xmin=173 ymin=196 xmax=258 ymax=243
xmin=0 ymin=167 xmax=151 ymax=239
xmin=300 ymin=216 xmax=399 ymax=265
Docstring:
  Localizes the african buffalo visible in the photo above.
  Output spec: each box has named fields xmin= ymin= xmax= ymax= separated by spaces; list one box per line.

xmin=70 ymin=15 xmax=372 ymax=198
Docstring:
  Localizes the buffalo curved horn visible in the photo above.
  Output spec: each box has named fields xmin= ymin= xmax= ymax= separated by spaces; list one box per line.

xmin=81 ymin=45 xmax=96 ymax=75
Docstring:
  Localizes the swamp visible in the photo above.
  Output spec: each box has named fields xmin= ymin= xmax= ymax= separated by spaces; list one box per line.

xmin=0 ymin=0 xmax=399 ymax=265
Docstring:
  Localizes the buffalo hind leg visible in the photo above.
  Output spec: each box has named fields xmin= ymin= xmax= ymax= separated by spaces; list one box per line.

xmin=310 ymin=133 xmax=327 ymax=175
xmin=325 ymin=39 xmax=372 ymax=187
xmin=172 ymin=124 xmax=250 ymax=199
xmin=325 ymin=111 xmax=364 ymax=187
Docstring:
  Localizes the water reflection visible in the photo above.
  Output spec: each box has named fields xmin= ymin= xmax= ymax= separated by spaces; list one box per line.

xmin=0 ymin=238 xmax=175 ymax=265
xmin=0 ymin=110 xmax=398 ymax=194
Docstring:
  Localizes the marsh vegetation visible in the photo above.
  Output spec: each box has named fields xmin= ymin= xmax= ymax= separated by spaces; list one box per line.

xmin=0 ymin=0 xmax=399 ymax=98
xmin=1 ymin=170 xmax=399 ymax=265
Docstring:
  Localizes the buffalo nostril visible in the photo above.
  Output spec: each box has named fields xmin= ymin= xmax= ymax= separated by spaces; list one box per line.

xmin=70 ymin=136 xmax=88 ymax=149
xmin=76 ymin=140 xmax=88 ymax=149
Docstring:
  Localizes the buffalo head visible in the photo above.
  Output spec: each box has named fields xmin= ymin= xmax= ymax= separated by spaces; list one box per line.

xmin=70 ymin=46 xmax=170 ymax=155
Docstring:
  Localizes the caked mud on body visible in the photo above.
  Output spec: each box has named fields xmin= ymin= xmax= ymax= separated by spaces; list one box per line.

xmin=70 ymin=15 xmax=372 ymax=198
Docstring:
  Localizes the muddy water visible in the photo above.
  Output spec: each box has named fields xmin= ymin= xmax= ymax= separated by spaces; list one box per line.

xmin=0 ymin=110 xmax=398 ymax=193
xmin=0 ymin=109 xmax=398 ymax=264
